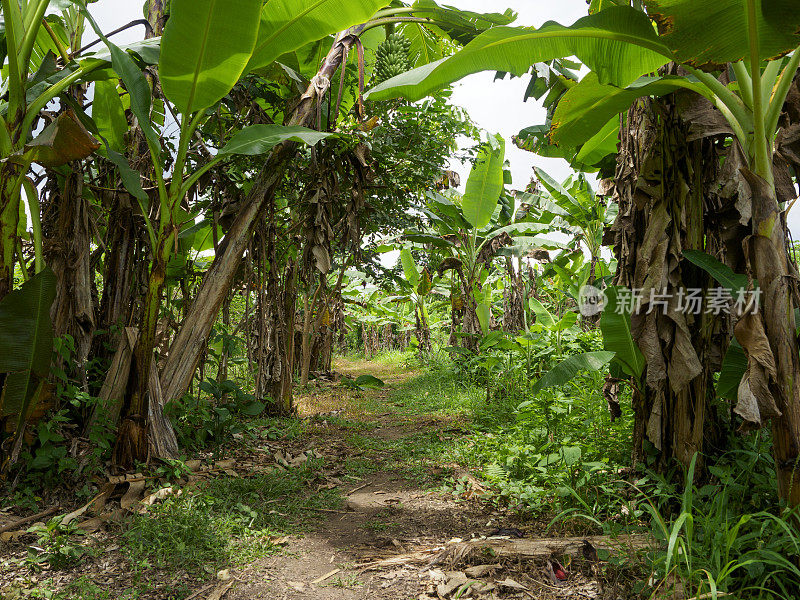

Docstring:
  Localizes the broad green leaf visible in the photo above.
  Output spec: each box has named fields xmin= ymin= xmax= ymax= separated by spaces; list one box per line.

xmin=410 ymin=0 xmax=517 ymax=45
xmin=562 ymin=446 xmax=582 ymax=466
xmin=85 ymin=38 xmax=161 ymax=65
xmin=476 ymin=302 xmax=491 ymax=335
xmin=403 ymin=233 xmax=455 ymax=249
xmin=534 ymin=166 xmax=588 ymax=223
xmin=0 ymin=268 xmax=56 ymax=377
xmin=601 ymin=286 xmax=645 ymax=379
xmin=366 ymin=7 xmax=671 ymax=101
xmin=575 ymin=116 xmax=619 ymax=167
xmin=529 ymin=297 xmax=555 ymax=328
xmin=159 ymin=0 xmax=262 ymax=115
xmin=217 ymin=124 xmax=331 ymax=157
xmin=400 ymin=249 xmax=420 ymax=288
xmin=463 ymin=136 xmax=505 ymax=229
xmin=497 ymin=236 xmax=567 ymax=258
xmin=532 ymin=351 xmax=616 ymax=395
xmin=355 ymin=374 xmax=385 ymax=389
xmin=246 ymin=0 xmax=388 ymax=72
xmin=240 ymin=400 xmax=266 ymax=416
xmin=401 ymin=22 xmax=443 ymax=68
xmin=92 ymin=79 xmax=127 ymax=152
xmin=645 ymin=0 xmax=800 ymax=68
xmin=683 ymin=250 xmax=749 ymax=294
xmin=486 ymin=222 xmax=548 ymax=238
xmin=554 ymin=311 xmax=578 ymax=332
xmin=717 ymin=338 xmax=746 ymax=402
xmin=515 ymin=124 xmax=577 ymax=162
xmin=0 ymin=371 xmax=37 ymax=418
xmin=105 ymin=147 xmax=149 ymax=202
xmin=550 ymin=73 xmax=704 ymax=149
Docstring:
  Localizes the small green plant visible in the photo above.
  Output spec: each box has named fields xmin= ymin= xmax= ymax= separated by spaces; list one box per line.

xmin=26 ymin=517 xmax=87 ymax=571
xmin=166 ymin=377 xmax=266 ymax=451
xmin=340 ymin=374 xmax=385 ymax=391
xmin=151 ymin=458 xmax=194 ymax=482
xmin=325 ymin=573 xmax=363 ymax=588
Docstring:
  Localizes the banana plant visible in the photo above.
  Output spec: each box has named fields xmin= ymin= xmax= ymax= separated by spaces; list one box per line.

xmin=532 ymin=167 xmax=616 ymax=285
xmin=368 ymin=0 xmax=800 ymax=505
xmin=531 ymin=285 xmax=645 ymax=395
xmin=398 ymin=248 xmax=434 ymax=356
xmin=408 ymin=134 xmax=542 ymax=349
xmin=0 ymin=0 xmax=157 ymax=466
xmin=0 ymin=0 xmax=112 ymax=299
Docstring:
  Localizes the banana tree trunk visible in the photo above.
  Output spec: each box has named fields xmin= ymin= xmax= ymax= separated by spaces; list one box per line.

xmin=609 ymin=87 xmax=734 ymax=472
xmin=502 ymin=257 xmax=525 ymax=333
xmin=415 ymin=304 xmax=432 ymax=357
xmin=160 ymin=26 xmax=366 ymax=407
xmin=299 ymin=283 xmax=322 ymax=386
xmin=43 ymin=167 xmax=95 ymax=390
xmin=0 ymin=164 xmax=22 ymax=301
xmin=111 ymin=2 xmax=174 ymax=467
xmin=113 ymin=241 xmax=167 ymax=467
xmin=745 ymin=171 xmax=800 ymax=505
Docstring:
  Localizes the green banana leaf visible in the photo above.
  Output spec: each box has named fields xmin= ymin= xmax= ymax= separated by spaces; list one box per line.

xmin=644 ymin=0 xmax=800 ymax=68
xmin=529 ymin=297 xmax=555 ymax=329
xmin=717 ymin=338 xmax=746 ymax=402
xmin=159 ymin=0 xmax=262 ymax=115
xmin=366 ymin=7 xmax=671 ymax=101
xmin=247 ymin=0 xmax=388 ymax=72
xmin=532 ymin=351 xmax=616 ymax=395
xmin=462 ymin=135 xmax=505 ymax=229
xmin=600 ymin=286 xmax=645 ymax=380
xmin=92 ymin=79 xmax=128 ymax=152
xmin=683 ymin=250 xmax=749 ymax=294
xmin=217 ymin=124 xmax=331 ymax=157
xmin=550 ymin=73 xmax=704 ymax=149
xmin=81 ymin=8 xmax=161 ymax=151
xmin=0 ymin=269 xmax=57 ymax=425
xmin=400 ymin=249 xmax=420 ymax=288
xmin=476 ymin=302 xmax=491 ymax=335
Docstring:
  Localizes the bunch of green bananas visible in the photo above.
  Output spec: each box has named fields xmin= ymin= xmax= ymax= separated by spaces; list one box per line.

xmin=373 ymin=33 xmax=412 ymax=84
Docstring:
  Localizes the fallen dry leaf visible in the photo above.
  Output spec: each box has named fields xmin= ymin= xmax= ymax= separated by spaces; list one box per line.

xmin=465 ymin=564 xmax=500 ymax=578
xmin=496 ymin=577 xmax=528 ymax=591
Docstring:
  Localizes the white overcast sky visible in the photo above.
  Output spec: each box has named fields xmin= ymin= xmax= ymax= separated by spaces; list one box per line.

xmin=86 ymin=0 xmax=800 ymax=235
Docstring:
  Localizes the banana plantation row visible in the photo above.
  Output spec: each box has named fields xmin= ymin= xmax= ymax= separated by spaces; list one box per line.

xmin=2 ymin=0 xmax=800 ymax=521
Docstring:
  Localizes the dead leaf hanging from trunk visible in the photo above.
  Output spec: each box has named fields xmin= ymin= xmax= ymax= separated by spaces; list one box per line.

xmin=733 ymin=312 xmax=781 ymax=430
xmin=21 ymin=110 xmax=100 ymax=168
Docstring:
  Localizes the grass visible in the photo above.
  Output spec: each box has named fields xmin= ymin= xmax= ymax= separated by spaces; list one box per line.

xmin=357 ymin=360 xmax=483 ymax=418
xmin=122 ymin=460 xmax=341 ymax=576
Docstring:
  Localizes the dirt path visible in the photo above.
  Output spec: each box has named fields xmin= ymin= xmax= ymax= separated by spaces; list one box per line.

xmin=223 ymin=358 xmax=612 ymax=600
xmin=229 ymin=358 xmax=500 ymax=599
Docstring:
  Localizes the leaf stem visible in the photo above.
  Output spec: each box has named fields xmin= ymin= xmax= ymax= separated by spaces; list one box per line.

xmin=41 ymin=17 xmax=70 ymax=62
xmin=2 ymin=0 xmax=25 ymax=124
xmin=21 ymin=177 xmax=43 ymax=273
xmin=765 ymin=48 xmax=800 ymax=146
xmin=746 ymin=0 xmax=772 ymax=185
xmin=19 ymin=0 xmax=51 ymax=79
xmin=732 ymin=61 xmax=753 ymax=109
xmin=360 ymin=17 xmax=433 ymax=35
